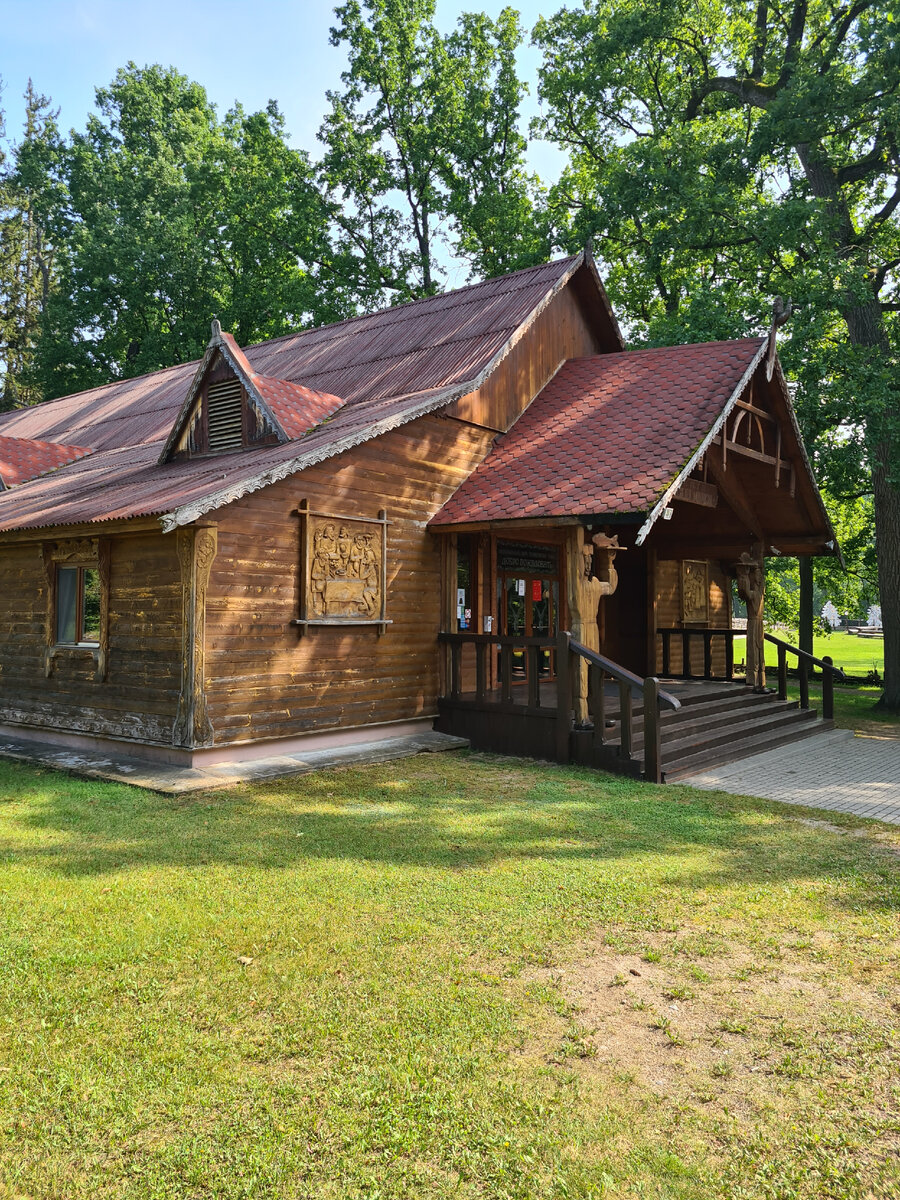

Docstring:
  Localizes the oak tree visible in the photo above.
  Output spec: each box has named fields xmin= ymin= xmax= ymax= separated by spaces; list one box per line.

xmin=535 ymin=0 xmax=900 ymax=707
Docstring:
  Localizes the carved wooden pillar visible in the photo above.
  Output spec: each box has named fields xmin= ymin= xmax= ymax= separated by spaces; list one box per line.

xmin=736 ymin=547 xmax=766 ymax=691
xmin=173 ymin=525 xmax=217 ymax=747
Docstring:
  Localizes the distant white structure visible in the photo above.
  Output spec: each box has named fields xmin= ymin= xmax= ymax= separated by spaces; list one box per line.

xmin=867 ymin=604 xmax=882 ymax=629
xmin=822 ymin=601 xmax=841 ymax=630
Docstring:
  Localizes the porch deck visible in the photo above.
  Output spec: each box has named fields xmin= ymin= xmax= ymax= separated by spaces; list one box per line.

xmin=436 ymin=630 xmax=838 ymax=782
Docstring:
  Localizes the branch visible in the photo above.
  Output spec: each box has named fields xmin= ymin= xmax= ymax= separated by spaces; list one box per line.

xmin=856 ymin=176 xmax=900 ymax=246
xmin=750 ymin=0 xmax=769 ymax=79
xmin=685 ymin=75 xmax=776 ymax=119
xmin=777 ymin=1 xmax=809 ymax=89
xmin=836 ymin=139 xmax=886 ymax=186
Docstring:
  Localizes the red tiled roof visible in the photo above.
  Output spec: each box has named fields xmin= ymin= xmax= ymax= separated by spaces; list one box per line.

xmin=0 ymin=255 xmax=593 ymax=532
xmin=430 ymin=339 xmax=766 ymax=526
xmin=0 ymin=436 xmax=93 ymax=488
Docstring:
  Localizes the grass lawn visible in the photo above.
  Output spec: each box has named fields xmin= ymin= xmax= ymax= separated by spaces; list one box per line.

xmin=787 ymin=682 xmax=900 ymax=737
xmin=0 ymin=754 xmax=898 ymax=1199
xmin=763 ymin=630 xmax=884 ymax=677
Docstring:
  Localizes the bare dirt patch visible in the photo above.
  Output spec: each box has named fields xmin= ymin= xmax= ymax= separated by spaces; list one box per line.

xmin=529 ymin=922 xmax=900 ymax=1179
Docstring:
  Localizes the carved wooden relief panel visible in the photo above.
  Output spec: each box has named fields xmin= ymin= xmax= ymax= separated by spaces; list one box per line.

xmin=293 ymin=500 xmax=390 ymax=634
xmin=681 ymin=559 xmax=709 ymax=623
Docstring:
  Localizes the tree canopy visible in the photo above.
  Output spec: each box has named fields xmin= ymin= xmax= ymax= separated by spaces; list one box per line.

xmin=534 ymin=0 xmax=900 ymax=705
xmin=319 ymin=0 xmax=547 ymax=304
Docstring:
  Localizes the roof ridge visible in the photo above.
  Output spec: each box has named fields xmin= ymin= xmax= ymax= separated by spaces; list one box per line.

xmin=241 ymin=255 xmax=581 ymax=352
xmin=0 ymin=257 xmax=581 ymax=429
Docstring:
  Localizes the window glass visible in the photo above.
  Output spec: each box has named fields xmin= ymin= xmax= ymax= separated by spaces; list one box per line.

xmin=56 ymin=567 xmax=78 ymax=643
xmin=82 ymin=568 xmax=101 ymax=643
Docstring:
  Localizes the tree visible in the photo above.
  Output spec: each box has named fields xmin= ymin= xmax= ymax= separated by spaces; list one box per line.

xmin=38 ymin=64 xmax=346 ymax=400
xmin=534 ymin=0 xmax=900 ymax=709
xmin=0 ymin=81 xmax=65 ymax=407
xmin=319 ymin=0 xmax=546 ymax=305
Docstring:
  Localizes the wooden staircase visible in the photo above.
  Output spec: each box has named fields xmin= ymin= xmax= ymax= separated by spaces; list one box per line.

xmin=609 ymin=681 xmax=832 ymax=781
xmin=437 ymin=629 xmax=842 ymax=785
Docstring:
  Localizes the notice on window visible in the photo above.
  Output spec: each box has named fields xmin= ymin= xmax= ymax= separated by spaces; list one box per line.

xmin=532 ymin=580 xmax=543 ymax=602
xmin=517 ymin=578 xmax=526 ymax=596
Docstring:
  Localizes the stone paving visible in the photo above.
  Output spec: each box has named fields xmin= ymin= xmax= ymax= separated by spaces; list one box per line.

xmin=681 ymin=727 xmax=900 ymax=824
xmin=0 ymin=730 xmax=469 ymax=794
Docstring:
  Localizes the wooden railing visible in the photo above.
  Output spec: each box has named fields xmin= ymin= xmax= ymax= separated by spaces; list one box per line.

xmin=765 ymin=633 xmax=845 ymax=721
xmin=658 ymin=627 xmax=744 ymax=681
xmin=569 ymin=638 xmax=681 ymax=783
xmin=438 ymin=630 xmax=680 ymax=783
xmin=656 ymin=627 xmax=845 ymax=721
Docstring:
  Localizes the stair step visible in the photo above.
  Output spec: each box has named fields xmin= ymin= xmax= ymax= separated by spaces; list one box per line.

xmin=661 ymin=719 xmax=835 ymax=781
xmin=628 ymin=696 xmax=801 ymax=739
xmin=650 ymin=707 xmax=817 ymax=760
xmin=628 ymin=702 xmax=808 ymax=754
xmin=616 ymin=688 xmax=789 ymax=726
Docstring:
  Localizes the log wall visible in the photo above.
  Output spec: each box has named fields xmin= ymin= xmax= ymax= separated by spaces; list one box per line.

xmin=448 ymin=283 xmax=604 ymax=432
xmin=654 ymin=558 xmax=732 ymax=676
xmin=0 ymin=532 xmax=183 ymax=743
xmin=204 ymin=413 xmax=494 ymax=745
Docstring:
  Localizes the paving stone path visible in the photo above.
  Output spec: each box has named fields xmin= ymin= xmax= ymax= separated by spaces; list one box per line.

xmin=681 ymin=727 xmax=900 ymax=824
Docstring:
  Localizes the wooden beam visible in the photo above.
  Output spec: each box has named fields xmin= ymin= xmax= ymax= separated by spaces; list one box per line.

xmin=735 ymin=398 xmax=777 ymax=423
xmin=704 ymin=453 xmax=764 ymax=541
xmin=674 ymin=478 xmax=718 ymax=508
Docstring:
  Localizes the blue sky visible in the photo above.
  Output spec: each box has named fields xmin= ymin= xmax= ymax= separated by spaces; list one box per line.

xmin=0 ymin=0 xmax=567 ymax=179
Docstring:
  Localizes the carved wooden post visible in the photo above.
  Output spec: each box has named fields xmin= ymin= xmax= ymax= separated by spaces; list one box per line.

xmin=94 ymin=538 xmax=111 ymax=682
xmin=643 ymin=676 xmax=662 ymax=784
xmin=173 ymin=525 xmax=217 ymax=748
xmin=736 ymin=550 xmax=767 ymax=691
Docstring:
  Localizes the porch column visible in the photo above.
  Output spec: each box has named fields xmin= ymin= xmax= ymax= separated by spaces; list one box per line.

xmin=736 ymin=548 xmax=766 ymax=691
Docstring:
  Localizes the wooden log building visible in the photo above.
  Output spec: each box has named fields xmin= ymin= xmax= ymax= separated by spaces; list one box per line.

xmin=0 ymin=253 xmax=839 ymax=781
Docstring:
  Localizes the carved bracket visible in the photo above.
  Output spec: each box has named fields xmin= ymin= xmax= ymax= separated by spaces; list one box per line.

xmin=292 ymin=500 xmax=391 ymax=636
xmin=173 ymin=525 xmax=218 ymax=747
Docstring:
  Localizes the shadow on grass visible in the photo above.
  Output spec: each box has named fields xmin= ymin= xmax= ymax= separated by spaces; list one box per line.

xmin=0 ymin=753 xmax=897 ymax=909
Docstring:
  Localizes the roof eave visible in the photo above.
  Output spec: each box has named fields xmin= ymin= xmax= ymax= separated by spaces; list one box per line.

xmin=634 ymin=340 xmax=769 ymax=547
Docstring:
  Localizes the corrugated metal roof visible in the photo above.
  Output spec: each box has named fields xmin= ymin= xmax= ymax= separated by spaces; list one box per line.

xmin=0 ymin=254 xmax=587 ymax=533
xmin=430 ymin=340 xmax=767 ymax=525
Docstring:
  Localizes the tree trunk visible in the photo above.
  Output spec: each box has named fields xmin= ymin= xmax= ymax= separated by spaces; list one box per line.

xmin=795 ymin=142 xmax=898 ymax=709
xmin=873 ymin=454 xmax=900 ymax=709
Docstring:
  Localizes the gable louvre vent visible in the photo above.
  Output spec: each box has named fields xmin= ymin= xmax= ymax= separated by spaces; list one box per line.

xmin=206 ymin=378 xmax=244 ymax=451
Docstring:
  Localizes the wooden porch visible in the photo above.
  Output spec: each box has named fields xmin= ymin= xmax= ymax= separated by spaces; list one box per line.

xmin=435 ymin=630 xmax=841 ymax=782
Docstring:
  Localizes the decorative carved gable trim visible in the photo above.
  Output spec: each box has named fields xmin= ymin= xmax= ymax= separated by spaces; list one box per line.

xmin=159 ymin=322 xmax=287 ymax=464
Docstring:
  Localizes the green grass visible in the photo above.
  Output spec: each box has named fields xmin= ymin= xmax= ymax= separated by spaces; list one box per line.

xmin=0 ymin=755 xmax=898 ymax=1198
xmin=788 ymin=682 xmax=900 ymax=734
xmin=763 ymin=630 xmax=884 ymax=677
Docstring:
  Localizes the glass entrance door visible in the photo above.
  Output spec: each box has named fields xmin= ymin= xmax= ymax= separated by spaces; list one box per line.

xmin=496 ymin=540 xmax=561 ymax=683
